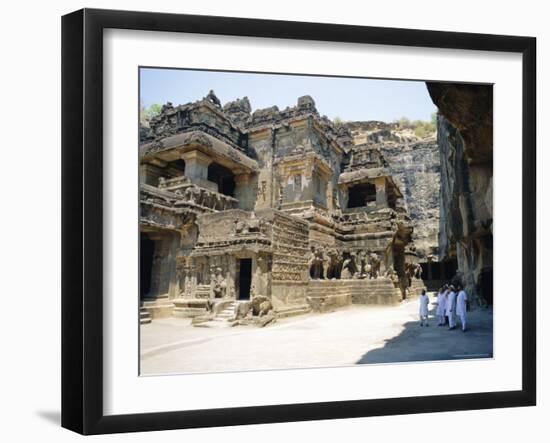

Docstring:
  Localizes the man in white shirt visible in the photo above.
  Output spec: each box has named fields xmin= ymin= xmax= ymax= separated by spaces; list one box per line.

xmin=446 ymin=285 xmax=457 ymax=330
xmin=419 ymin=289 xmax=429 ymax=327
xmin=456 ymin=284 xmax=469 ymax=332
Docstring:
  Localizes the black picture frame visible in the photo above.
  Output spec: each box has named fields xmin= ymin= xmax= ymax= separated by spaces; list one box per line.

xmin=61 ymin=8 xmax=537 ymax=435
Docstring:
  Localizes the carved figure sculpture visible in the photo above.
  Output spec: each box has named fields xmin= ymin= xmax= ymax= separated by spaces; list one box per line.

xmin=212 ymin=267 xmax=227 ymax=298
xmin=321 ymin=248 xmax=330 ymax=280
xmin=235 ymin=219 xmax=249 ymax=234
xmin=309 ymin=246 xmax=325 ymax=279
xmin=368 ymin=253 xmax=381 ymax=279
xmin=326 ymin=248 xmax=343 ymax=279
xmin=206 ymin=89 xmax=222 ymax=108
xmin=341 ymin=252 xmax=357 ymax=279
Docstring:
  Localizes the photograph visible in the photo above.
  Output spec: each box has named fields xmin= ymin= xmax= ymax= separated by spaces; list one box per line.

xmin=138 ymin=68 xmax=494 ymax=375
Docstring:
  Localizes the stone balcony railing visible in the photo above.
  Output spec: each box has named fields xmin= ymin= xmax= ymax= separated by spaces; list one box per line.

xmin=157 ymin=175 xmax=239 ymax=212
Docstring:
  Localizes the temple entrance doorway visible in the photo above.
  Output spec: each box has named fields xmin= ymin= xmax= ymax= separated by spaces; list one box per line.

xmin=479 ymin=268 xmax=493 ymax=305
xmin=140 ymin=233 xmax=155 ymax=300
xmin=238 ymin=258 xmax=252 ymax=300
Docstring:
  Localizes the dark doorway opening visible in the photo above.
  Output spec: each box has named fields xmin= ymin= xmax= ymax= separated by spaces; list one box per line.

xmin=238 ymin=258 xmax=252 ymax=300
xmin=347 ymin=183 xmax=376 ymax=208
xmin=479 ymin=268 xmax=493 ymax=305
xmin=140 ymin=233 xmax=155 ymax=300
xmin=208 ymin=162 xmax=235 ymax=197
xmin=443 ymin=259 xmax=458 ymax=280
xmin=169 ymin=159 xmax=186 ymax=175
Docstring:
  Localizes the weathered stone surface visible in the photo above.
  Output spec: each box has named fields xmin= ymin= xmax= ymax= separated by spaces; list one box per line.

xmin=223 ymin=96 xmax=252 ymax=126
xmin=344 ymin=121 xmax=439 ymax=258
xmin=435 ymin=116 xmax=492 ymax=303
xmin=427 ymin=83 xmax=493 ymax=165
xmin=139 ymin=91 xmax=431 ymax=326
xmin=427 ymin=82 xmax=493 ymax=304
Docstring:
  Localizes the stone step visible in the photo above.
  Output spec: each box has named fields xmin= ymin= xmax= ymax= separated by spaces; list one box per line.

xmin=139 ymin=307 xmax=152 ymax=325
xmin=275 ymin=304 xmax=311 ymax=319
xmin=142 ymin=301 xmax=174 ymax=308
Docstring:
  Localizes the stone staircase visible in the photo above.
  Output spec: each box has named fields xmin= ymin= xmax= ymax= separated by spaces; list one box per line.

xmin=140 ymin=296 xmax=175 ymax=321
xmin=140 ymin=306 xmax=152 ymax=325
xmin=194 ymin=301 xmax=238 ymax=328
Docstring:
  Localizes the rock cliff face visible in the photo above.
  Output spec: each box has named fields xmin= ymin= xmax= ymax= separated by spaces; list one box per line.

xmin=427 ymin=83 xmax=493 ymax=304
xmin=345 ymin=121 xmax=440 ymax=258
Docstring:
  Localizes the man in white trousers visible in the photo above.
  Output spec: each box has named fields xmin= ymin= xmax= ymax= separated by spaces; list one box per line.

xmin=436 ymin=285 xmax=447 ymax=326
xmin=419 ymin=289 xmax=429 ymax=327
xmin=446 ymin=285 xmax=457 ymax=330
xmin=456 ymin=284 xmax=468 ymax=332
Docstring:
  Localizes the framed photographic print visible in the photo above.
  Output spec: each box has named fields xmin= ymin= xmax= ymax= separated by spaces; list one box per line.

xmin=61 ymin=8 xmax=536 ymax=435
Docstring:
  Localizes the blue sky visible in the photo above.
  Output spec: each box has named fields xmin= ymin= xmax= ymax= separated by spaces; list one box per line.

xmin=140 ymin=68 xmax=436 ymax=122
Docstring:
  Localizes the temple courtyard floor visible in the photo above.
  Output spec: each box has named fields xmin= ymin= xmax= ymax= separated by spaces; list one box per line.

xmin=140 ymin=295 xmax=493 ymax=375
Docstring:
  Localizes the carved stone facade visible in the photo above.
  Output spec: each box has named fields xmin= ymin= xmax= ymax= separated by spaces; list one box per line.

xmin=427 ymin=83 xmax=493 ymax=305
xmin=139 ymin=92 xmax=425 ymax=324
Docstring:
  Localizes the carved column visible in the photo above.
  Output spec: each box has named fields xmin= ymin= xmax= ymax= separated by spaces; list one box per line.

xmin=326 ymin=180 xmax=333 ymax=211
xmin=251 ymin=254 xmax=266 ymax=297
xmin=234 ymin=173 xmax=254 ymax=210
xmin=227 ymin=255 xmax=236 ymax=299
xmin=375 ymin=177 xmax=388 ymax=208
xmin=181 ymin=150 xmax=212 ymax=183
xmin=339 ymin=186 xmax=349 ymax=209
xmin=188 ymin=257 xmax=197 ymax=298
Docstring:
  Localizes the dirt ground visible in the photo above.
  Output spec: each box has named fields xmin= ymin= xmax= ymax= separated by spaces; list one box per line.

xmin=140 ymin=296 xmax=493 ymax=376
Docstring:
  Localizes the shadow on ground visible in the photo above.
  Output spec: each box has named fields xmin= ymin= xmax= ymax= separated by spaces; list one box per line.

xmin=357 ymin=306 xmax=493 ymax=365
xmin=35 ymin=410 xmax=60 ymax=426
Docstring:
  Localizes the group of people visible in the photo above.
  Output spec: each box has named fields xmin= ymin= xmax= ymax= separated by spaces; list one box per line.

xmin=418 ymin=284 xmax=469 ymax=332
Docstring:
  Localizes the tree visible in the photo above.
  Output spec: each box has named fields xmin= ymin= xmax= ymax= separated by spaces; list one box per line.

xmin=141 ymin=103 xmax=162 ymax=122
xmin=397 ymin=116 xmax=411 ymax=127
xmin=394 ymin=116 xmax=436 ymax=138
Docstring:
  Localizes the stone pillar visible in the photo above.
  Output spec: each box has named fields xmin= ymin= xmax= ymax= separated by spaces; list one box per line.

xmin=234 ymin=173 xmax=254 ymax=210
xmin=252 ymin=254 xmax=268 ymax=297
xmin=139 ymin=164 xmax=149 ymax=184
xmin=166 ymin=233 xmax=180 ymax=299
xmin=227 ymin=255 xmax=236 ymax=299
xmin=302 ymin=163 xmax=315 ymax=203
xmin=326 ymin=180 xmax=334 ymax=211
xmin=181 ymin=150 xmax=212 ymax=182
xmin=188 ymin=258 xmax=197 ymax=297
xmin=375 ymin=177 xmax=388 ymax=208
xmin=340 ymin=187 xmax=349 ymax=209
xmin=140 ymin=163 xmax=164 ymax=185
xmin=176 ymin=258 xmax=190 ymax=298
